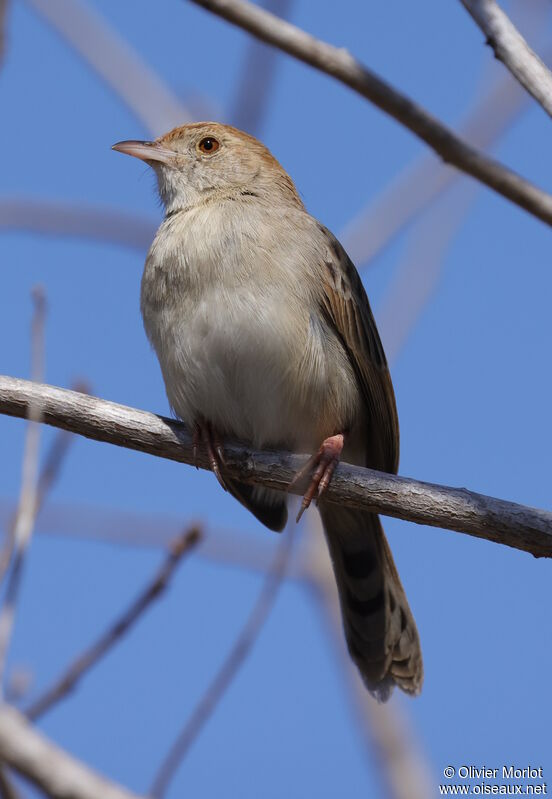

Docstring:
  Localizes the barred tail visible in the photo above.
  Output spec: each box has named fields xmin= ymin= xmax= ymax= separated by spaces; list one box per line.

xmin=319 ymin=503 xmax=423 ymax=699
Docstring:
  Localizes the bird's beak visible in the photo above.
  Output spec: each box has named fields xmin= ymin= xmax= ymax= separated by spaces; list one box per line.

xmin=112 ymin=139 xmax=176 ymax=165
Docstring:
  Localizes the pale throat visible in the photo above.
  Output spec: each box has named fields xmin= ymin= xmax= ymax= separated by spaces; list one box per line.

xmin=155 ymin=163 xmax=264 ymax=217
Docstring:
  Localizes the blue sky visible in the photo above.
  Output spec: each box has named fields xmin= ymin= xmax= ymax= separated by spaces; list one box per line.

xmin=1 ymin=0 xmax=551 ymax=796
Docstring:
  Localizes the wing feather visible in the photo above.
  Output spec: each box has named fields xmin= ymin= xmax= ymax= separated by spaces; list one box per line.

xmin=317 ymin=225 xmax=399 ymax=474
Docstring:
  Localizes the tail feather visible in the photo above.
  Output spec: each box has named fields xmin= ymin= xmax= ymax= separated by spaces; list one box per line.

xmin=318 ymin=503 xmax=422 ymax=699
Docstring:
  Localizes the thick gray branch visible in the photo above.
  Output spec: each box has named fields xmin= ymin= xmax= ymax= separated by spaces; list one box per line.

xmin=188 ymin=0 xmax=552 ymax=227
xmin=461 ymin=0 xmax=552 ymax=119
xmin=0 ymin=703 xmax=143 ymax=799
xmin=1 ymin=376 xmax=551 ymax=557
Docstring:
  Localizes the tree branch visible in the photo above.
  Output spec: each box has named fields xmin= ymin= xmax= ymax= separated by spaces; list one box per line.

xmin=377 ymin=186 xmax=474 ymax=363
xmin=230 ymin=0 xmax=292 ymax=133
xmin=0 ymin=291 xmax=47 ymax=692
xmin=0 ymin=199 xmax=155 ymax=252
xmin=150 ymin=527 xmax=292 ymax=798
xmin=0 ymin=376 xmax=551 ymax=557
xmin=0 ymin=498 xmax=284 ymax=578
xmin=0 ymin=703 xmax=145 ymax=799
xmin=0 ymin=767 xmax=20 ymax=799
xmin=24 ymin=0 xmax=190 ymax=135
xmin=460 ymin=0 xmax=552 ymax=119
xmin=341 ymin=52 xmax=534 ymax=268
xmin=188 ymin=0 xmax=552 ymax=227
xmin=25 ymin=527 xmax=201 ymax=721
xmin=306 ymin=559 xmax=434 ymax=799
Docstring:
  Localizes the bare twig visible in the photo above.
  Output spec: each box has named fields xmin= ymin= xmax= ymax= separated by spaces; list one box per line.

xmin=0 ymin=703 xmax=145 ymax=799
xmin=0 ymin=768 xmax=20 ymax=799
xmin=0 ymin=378 xmax=85 ymax=598
xmin=188 ymin=0 xmax=552 ymax=226
xmin=35 ymin=430 xmax=74 ymax=508
xmin=25 ymin=527 xmax=200 ymax=720
xmin=24 ymin=0 xmax=189 ymax=135
xmin=461 ymin=0 xmax=552 ymax=119
xmin=0 ymin=292 xmax=47 ymax=693
xmin=341 ymin=62 xmax=531 ymax=267
xmin=0 ymin=376 xmax=551 ymax=556
xmin=33 ymin=380 xmax=89 ymax=516
xmin=0 ymin=497 xmax=282 ymax=572
xmin=0 ymin=199 xmax=155 ymax=252
xmin=231 ymin=0 xmax=292 ymax=133
xmin=150 ymin=528 xmax=292 ymax=798
xmin=300 ymin=526 xmax=434 ymax=799
xmin=319 ymin=579 xmax=434 ymax=799
xmin=5 ymin=667 xmax=33 ymax=704
xmin=376 ymin=186 xmax=474 ymax=362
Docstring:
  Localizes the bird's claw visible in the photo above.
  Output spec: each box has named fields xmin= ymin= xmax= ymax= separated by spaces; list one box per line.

xmin=194 ymin=419 xmax=228 ymax=491
xmin=290 ymin=434 xmax=344 ymax=522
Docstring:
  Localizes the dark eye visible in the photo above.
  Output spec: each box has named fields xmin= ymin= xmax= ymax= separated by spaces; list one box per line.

xmin=198 ymin=137 xmax=220 ymax=154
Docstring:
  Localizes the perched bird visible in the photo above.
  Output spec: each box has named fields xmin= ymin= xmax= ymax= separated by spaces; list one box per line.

xmin=113 ymin=123 xmax=422 ymax=698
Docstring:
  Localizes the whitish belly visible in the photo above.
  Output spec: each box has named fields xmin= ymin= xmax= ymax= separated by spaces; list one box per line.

xmin=147 ymin=288 xmax=357 ymax=451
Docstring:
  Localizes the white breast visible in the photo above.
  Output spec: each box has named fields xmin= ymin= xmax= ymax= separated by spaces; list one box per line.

xmin=141 ymin=200 xmax=359 ymax=451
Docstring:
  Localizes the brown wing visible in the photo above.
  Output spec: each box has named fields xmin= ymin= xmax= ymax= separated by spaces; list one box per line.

xmin=317 ymin=225 xmax=399 ymax=475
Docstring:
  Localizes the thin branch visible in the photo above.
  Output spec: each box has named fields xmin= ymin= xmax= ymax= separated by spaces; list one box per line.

xmin=0 ymin=768 xmax=20 ymax=799
xmin=0 ymin=292 xmax=47 ymax=694
xmin=24 ymin=0 xmax=189 ymax=135
xmin=0 ymin=376 xmax=551 ymax=557
xmin=0 ymin=496 xmax=289 ymax=582
xmin=150 ymin=528 xmax=293 ymax=798
xmin=230 ymin=0 xmax=292 ymax=133
xmin=376 ymin=185 xmax=474 ymax=363
xmin=0 ymin=410 xmax=80 ymax=596
xmin=309 ymin=568 xmax=434 ymax=799
xmin=5 ymin=667 xmax=33 ymax=705
xmin=188 ymin=0 xmax=552 ymax=227
xmin=25 ymin=527 xmax=200 ymax=721
xmin=461 ymin=0 xmax=552 ymax=119
xmin=341 ymin=58 xmax=532 ymax=267
xmin=0 ymin=774 xmax=19 ymax=799
xmin=0 ymin=499 xmax=283 ymax=576
xmin=35 ymin=428 xmax=75 ymax=507
xmin=0 ymin=378 xmax=84 ymax=610
xmin=0 ymin=199 xmax=155 ymax=252
xmin=0 ymin=702 xmax=145 ymax=799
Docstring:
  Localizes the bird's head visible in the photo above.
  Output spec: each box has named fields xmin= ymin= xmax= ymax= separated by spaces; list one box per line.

xmin=112 ymin=122 xmax=302 ymax=215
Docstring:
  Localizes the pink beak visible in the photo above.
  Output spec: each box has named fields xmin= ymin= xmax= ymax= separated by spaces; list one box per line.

xmin=112 ymin=139 xmax=176 ymax=165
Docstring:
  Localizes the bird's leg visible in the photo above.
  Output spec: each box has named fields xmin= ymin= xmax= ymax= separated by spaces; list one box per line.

xmin=290 ymin=433 xmax=345 ymax=522
xmin=194 ymin=418 xmax=228 ymax=491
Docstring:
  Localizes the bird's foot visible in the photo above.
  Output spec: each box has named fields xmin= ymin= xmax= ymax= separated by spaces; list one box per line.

xmin=290 ymin=433 xmax=345 ymax=522
xmin=193 ymin=419 xmax=228 ymax=491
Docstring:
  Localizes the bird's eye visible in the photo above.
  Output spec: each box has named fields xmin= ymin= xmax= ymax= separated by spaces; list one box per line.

xmin=198 ymin=137 xmax=220 ymax=154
